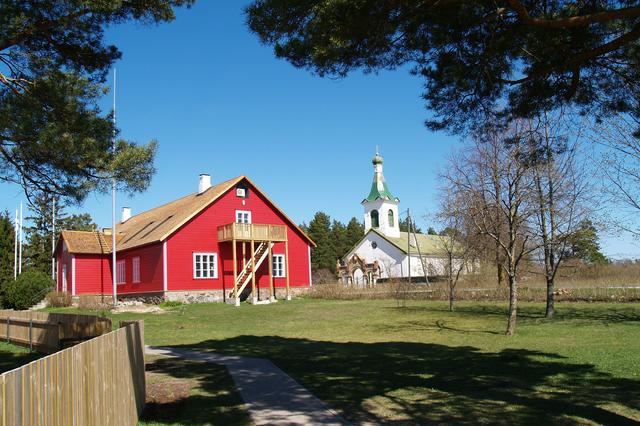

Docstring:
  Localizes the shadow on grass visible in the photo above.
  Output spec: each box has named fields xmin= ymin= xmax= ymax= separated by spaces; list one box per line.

xmin=140 ymin=358 xmax=251 ymax=426
xmin=0 ymin=349 xmax=43 ymax=374
xmin=171 ymin=336 xmax=639 ymax=425
xmin=389 ymin=303 xmax=640 ymax=324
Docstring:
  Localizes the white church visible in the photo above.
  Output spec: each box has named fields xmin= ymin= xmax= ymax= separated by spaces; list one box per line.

xmin=338 ymin=151 xmax=450 ymax=285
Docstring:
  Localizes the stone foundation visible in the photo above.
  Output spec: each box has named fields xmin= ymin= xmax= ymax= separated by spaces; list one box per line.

xmin=165 ymin=290 xmax=226 ymax=304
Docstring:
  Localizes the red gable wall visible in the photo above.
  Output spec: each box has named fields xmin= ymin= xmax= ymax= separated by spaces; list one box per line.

xmin=166 ymin=179 xmax=311 ymax=293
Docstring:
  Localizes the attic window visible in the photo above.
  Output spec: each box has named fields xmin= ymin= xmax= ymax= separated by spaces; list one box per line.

xmin=236 ymin=184 xmax=249 ymax=198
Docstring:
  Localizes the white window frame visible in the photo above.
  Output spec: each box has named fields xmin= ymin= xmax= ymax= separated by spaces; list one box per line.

xmin=273 ymin=254 xmax=286 ymax=278
xmin=116 ymin=260 xmax=126 ymax=285
xmin=235 ymin=210 xmax=252 ymax=224
xmin=132 ymin=256 xmax=141 ymax=283
xmin=62 ymin=264 xmax=67 ymax=292
xmin=193 ymin=253 xmax=218 ymax=279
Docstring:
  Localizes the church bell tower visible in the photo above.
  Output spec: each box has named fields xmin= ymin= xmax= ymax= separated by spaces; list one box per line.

xmin=362 ymin=150 xmax=400 ymax=238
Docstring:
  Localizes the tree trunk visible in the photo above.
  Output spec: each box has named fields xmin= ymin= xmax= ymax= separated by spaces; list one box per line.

xmin=506 ymin=274 xmax=518 ymax=336
xmin=546 ymin=276 xmax=555 ymax=318
xmin=449 ymin=285 xmax=455 ymax=312
xmin=496 ymin=248 xmax=504 ymax=286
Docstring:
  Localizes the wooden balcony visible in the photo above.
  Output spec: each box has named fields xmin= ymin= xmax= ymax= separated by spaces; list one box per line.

xmin=217 ymin=223 xmax=288 ymax=242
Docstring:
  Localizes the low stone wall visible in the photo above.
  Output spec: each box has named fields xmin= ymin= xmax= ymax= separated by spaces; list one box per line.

xmin=165 ymin=290 xmax=226 ymax=304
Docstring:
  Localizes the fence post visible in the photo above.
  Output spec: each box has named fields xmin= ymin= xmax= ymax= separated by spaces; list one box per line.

xmin=6 ymin=317 xmax=9 ymax=343
xmin=29 ymin=319 xmax=33 ymax=352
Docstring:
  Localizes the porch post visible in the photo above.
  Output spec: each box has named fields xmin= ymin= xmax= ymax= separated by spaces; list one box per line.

xmin=233 ymin=238 xmax=239 ymax=307
xmin=285 ymin=240 xmax=291 ymax=301
xmin=268 ymin=241 xmax=274 ymax=302
xmin=250 ymin=239 xmax=257 ymax=304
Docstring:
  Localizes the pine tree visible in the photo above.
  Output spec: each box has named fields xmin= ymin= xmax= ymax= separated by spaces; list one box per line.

xmin=344 ymin=217 xmax=364 ymax=250
xmin=306 ymin=212 xmax=336 ymax=271
xmin=24 ymin=193 xmax=97 ymax=276
xmin=0 ymin=211 xmax=16 ymax=306
xmin=569 ymin=220 xmax=609 ymax=265
xmin=331 ymin=220 xmax=348 ymax=260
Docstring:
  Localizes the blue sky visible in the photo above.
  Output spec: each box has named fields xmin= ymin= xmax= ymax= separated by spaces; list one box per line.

xmin=1 ymin=1 xmax=638 ymax=258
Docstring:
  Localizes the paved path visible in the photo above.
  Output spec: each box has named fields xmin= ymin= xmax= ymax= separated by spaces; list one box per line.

xmin=146 ymin=346 xmax=348 ymax=426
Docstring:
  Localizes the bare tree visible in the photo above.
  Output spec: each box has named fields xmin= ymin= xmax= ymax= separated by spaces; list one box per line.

xmin=525 ymin=114 xmax=593 ymax=318
xmin=588 ymin=113 xmax=640 ymax=237
xmin=444 ymin=122 xmax=537 ymax=335
xmin=434 ymin=188 xmax=478 ymax=312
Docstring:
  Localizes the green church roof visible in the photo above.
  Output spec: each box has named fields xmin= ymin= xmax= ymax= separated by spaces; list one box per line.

xmin=366 ymin=179 xmax=395 ymax=202
xmin=365 ymin=152 xmax=397 ymax=202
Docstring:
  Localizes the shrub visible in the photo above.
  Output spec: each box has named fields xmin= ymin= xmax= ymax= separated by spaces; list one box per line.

xmin=45 ymin=291 xmax=72 ymax=307
xmin=5 ymin=269 xmax=54 ymax=310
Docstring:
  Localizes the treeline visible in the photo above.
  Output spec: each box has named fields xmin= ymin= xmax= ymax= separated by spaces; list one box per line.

xmin=0 ymin=193 xmax=96 ymax=306
xmin=300 ymin=212 xmax=364 ymax=272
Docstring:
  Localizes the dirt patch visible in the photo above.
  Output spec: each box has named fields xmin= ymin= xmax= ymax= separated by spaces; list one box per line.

xmin=112 ymin=304 xmax=165 ymax=314
xmin=146 ymin=378 xmax=191 ymax=404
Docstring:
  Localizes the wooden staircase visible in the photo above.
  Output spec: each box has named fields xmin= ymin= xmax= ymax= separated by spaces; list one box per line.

xmin=228 ymin=242 xmax=273 ymax=301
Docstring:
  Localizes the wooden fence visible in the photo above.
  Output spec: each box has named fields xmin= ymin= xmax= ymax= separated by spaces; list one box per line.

xmin=0 ymin=311 xmax=112 ymax=353
xmin=0 ymin=320 xmax=146 ymax=426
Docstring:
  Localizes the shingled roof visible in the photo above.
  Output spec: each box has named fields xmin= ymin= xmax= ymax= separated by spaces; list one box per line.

xmin=56 ymin=176 xmax=314 ymax=255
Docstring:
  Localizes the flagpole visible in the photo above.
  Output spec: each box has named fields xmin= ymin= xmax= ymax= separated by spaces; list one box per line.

xmin=112 ymin=68 xmax=117 ymax=307
xmin=52 ymin=197 xmax=56 ymax=280
xmin=19 ymin=202 xmax=23 ymax=275
xmin=13 ymin=209 xmax=18 ymax=280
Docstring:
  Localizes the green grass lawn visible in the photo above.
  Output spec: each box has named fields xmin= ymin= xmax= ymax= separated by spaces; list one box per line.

xmin=50 ymin=300 xmax=640 ymax=424
xmin=0 ymin=341 xmax=43 ymax=374
xmin=139 ymin=356 xmax=251 ymax=426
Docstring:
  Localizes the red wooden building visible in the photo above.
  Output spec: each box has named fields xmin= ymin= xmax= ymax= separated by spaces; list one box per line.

xmin=54 ymin=175 xmax=315 ymax=304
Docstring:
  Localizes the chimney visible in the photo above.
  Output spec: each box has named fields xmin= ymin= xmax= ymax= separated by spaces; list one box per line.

xmin=198 ymin=174 xmax=211 ymax=194
xmin=121 ymin=207 xmax=132 ymax=223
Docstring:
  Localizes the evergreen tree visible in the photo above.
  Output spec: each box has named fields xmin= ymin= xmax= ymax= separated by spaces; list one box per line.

xmin=427 ymin=227 xmax=438 ymax=235
xmin=345 ymin=217 xmax=365 ymax=250
xmin=247 ymin=2 xmax=640 ymax=135
xmin=569 ymin=219 xmax=609 ymax=265
xmin=399 ymin=217 xmax=423 ymax=234
xmin=331 ymin=220 xmax=349 ymax=260
xmin=1 ymin=1 xmax=193 ymax=202
xmin=0 ymin=211 xmax=16 ymax=306
xmin=24 ymin=193 xmax=97 ymax=276
xmin=306 ymin=212 xmax=336 ymax=271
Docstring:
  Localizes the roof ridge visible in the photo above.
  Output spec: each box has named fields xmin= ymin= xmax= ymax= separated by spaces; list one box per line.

xmin=120 ymin=175 xmax=244 ymax=224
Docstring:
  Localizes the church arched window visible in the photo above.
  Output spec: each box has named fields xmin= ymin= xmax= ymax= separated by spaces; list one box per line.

xmin=371 ymin=210 xmax=379 ymax=228
xmin=388 ymin=210 xmax=394 ymax=227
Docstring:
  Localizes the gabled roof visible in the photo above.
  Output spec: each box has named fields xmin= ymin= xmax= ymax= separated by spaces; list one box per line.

xmin=345 ymin=228 xmax=447 ymax=260
xmin=56 ymin=175 xmax=315 ymax=255
xmin=58 ymin=230 xmax=112 ymax=254
xmin=372 ymin=229 xmax=447 ymax=255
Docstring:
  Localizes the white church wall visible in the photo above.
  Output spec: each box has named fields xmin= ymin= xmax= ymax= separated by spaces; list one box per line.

xmin=349 ymin=232 xmax=405 ymax=279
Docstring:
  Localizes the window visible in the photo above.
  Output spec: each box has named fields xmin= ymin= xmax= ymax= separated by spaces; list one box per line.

xmin=132 ymin=257 xmax=141 ymax=283
xmin=236 ymin=210 xmax=251 ymax=224
xmin=272 ymin=254 xmax=285 ymax=278
xmin=370 ymin=210 xmax=379 ymax=228
xmin=194 ymin=253 xmax=218 ymax=279
xmin=116 ymin=260 xmax=126 ymax=284
xmin=236 ymin=184 xmax=249 ymax=198
xmin=388 ymin=210 xmax=395 ymax=227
